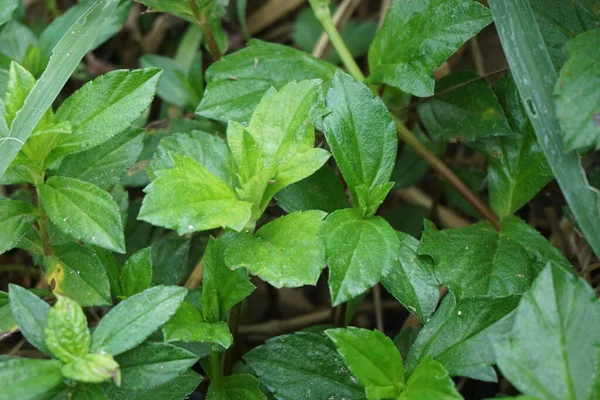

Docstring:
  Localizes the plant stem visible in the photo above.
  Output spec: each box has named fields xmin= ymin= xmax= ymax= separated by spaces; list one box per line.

xmin=209 ymin=348 xmax=222 ymax=387
xmin=187 ymin=0 xmax=222 ymax=62
xmin=309 ymin=0 xmax=500 ymax=229
xmin=36 ymin=186 xmax=53 ymax=257
xmin=223 ymin=302 xmax=241 ymax=376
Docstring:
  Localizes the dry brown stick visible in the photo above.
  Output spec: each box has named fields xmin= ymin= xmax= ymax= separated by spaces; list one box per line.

xmin=470 ymin=35 xmax=485 ymax=76
xmin=312 ymin=0 xmax=360 ymax=59
xmin=395 ymin=187 xmax=470 ymax=228
xmin=247 ymin=0 xmax=305 ymax=35
xmin=378 ymin=0 xmax=392 ymax=28
xmin=373 ymin=284 xmax=384 ymax=333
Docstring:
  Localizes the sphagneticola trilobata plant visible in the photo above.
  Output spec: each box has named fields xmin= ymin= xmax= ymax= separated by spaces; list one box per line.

xmin=0 ymin=0 xmax=599 ymax=399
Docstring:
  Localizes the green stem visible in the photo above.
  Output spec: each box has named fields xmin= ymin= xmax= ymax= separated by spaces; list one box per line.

xmin=36 ymin=185 xmax=53 ymax=257
xmin=209 ymin=348 xmax=222 ymax=387
xmin=223 ymin=302 xmax=241 ymax=376
xmin=188 ymin=0 xmax=222 ymax=62
xmin=308 ymin=0 xmax=500 ymax=229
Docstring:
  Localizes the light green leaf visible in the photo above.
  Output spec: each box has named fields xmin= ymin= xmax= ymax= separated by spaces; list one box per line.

xmin=0 ymin=198 xmax=39 ymax=255
xmin=321 ymin=208 xmax=400 ymax=306
xmin=326 ymin=327 xmax=404 ymax=399
xmin=0 ymin=292 xmax=17 ymax=338
xmin=45 ymin=243 xmax=112 ymax=307
xmin=115 ymin=342 xmax=198 ymax=390
xmin=555 ymin=29 xmax=600 ymax=152
xmin=0 ymin=21 xmax=37 ymax=63
xmin=0 ymin=0 xmax=18 ymax=26
xmin=120 ymin=248 xmax=153 ymax=298
xmin=162 ymin=302 xmax=233 ymax=348
xmin=53 ymin=68 xmax=161 ymax=156
xmin=0 ymin=358 xmax=63 ymax=400
xmin=473 ymin=72 xmax=553 ymax=218
xmin=62 ymin=353 xmax=120 ymax=384
xmin=91 ymin=285 xmax=187 ymax=356
xmin=56 ymin=128 xmax=144 ymax=190
xmin=367 ymin=0 xmax=492 ymax=97
xmin=201 ymin=236 xmax=255 ymax=322
xmin=418 ymin=216 xmax=571 ymax=299
xmin=225 ymin=210 xmax=327 ymax=288
xmin=39 ymin=177 xmax=126 ymax=253
xmin=399 ymin=356 xmax=462 ymax=400
xmin=418 ymin=70 xmax=513 ymax=141
xmin=102 ymin=369 xmax=202 ymax=400
xmin=207 ymin=374 xmax=267 ymax=400
xmin=43 ymin=295 xmax=90 ymax=363
xmin=324 ymin=70 xmax=397 ymax=206
xmin=275 ymin=164 xmax=349 ymax=213
xmin=196 ymin=39 xmax=336 ymax=122
xmin=380 ymin=231 xmax=439 ymax=323
xmin=355 ymin=182 xmax=394 ymax=218
xmin=133 ymin=0 xmax=195 ymax=20
xmin=139 ymin=153 xmax=253 ymax=234
xmin=0 ymin=0 xmax=122 ymax=180
xmin=148 ymin=130 xmax=237 ymax=189
xmin=8 ymin=284 xmax=50 ymax=354
xmin=406 ymin=293 xmax=519 ymax=382
xmin=140 ymin=55 xmax=199 ymax=108
xmin=491 ymin=263 xmax=600 ymax=400
xmin=244 ymin=332 xmax=366 ymax=400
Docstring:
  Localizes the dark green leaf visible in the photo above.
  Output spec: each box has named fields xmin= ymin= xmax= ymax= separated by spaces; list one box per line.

xmin=326 ymin=327 xmax=404 ymax=399
xmin=321 ymin=208 xmax=400 ymax=306
xmin=491 ymin=263 xmax=600 ymax=400
xmin=151 ymin=236 xmax=190 ymax=286
xmin=72 ymin=383 xmax=107 ymax=400
xmin=43 ymin=295 xmax=90 ymax=363
xmin=406 ymin=293 xmax=519 ymax=381
xmin=324 ymin=70 xmax=397 ymax=206
xmin=162 ymin=302 xmax=233 ymax=348
xmin=418 ymin=70 xmax=512 ymax=141
xmin=0 ymin=198 xmax=39 ymax=254
xmin=116 ymin=342 xmax=198 ymax=390
xmin=91 ymin=285 xmax=187 ymax=356
xmin=140 ymin=55 xmax=199 ymax=108
xmin=393 ymin=326 xmax=421 ymax=362
xmin=0 ymin=358 xmax=63 ymax=400
xmin=0 ymin=291 xmax=17 ymax=337
xmin=391 ymin=127 xmax=433 ymax=190
xmin=367 ymin=0 xmax=492 ymax=96
xmin=102 ymin=369 xmax=202 ymax=400
xmin=62 ymin=353 xmax=120 ymax=384
xmin=418 ymin=216 xmax=571 ymax=299
xmin=56 ymin=128 xmax=144 ymax=191
xmin=555 ymin=29 xmax=600 ymax=152
xmin=39 ymin=177 xmax=125 ymax=253
xmin=440 ymin=168 xmax=486 ymax=218
xmin=399 ymin=356 xmax=462 ymax=400
xmin=381 ymin=231 xmax=439 ymax=323
xmin=207 ymin=374 xmax=267 ymax=400
xmin=8 ymin=284 xmax=50 ymax=354
xmin=225 ymin=210 xmax=327 ymax=288
xmin=139 ymin=153 xmax=253 ymax=234
xmin=244 ymin=332 xmax=366 ymax=400
xmin=120 ymin=248 xmax=153 ymax=298
xmin=196 ymin=39 xmax=336 ymax=122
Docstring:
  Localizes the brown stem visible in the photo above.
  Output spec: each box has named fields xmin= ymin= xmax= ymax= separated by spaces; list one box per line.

xmin=188 ymin=0 xmax=222 ymax=61
xmin=373 ymin=284 xmax=384 ymax=333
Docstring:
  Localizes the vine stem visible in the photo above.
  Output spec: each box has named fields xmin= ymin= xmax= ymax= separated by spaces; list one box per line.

xmin=209 ymin=348 xmax=222 ymax=387
xmin=187 ymin=0 xmax=222 ymax=62
xmin=309 ymin=0 xmax=500 ymax=229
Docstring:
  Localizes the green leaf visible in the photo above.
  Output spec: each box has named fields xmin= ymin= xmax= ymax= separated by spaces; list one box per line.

xmin=196 ymin=39 xmax=337 ymax=122
xmin=529 ymin=0 xmax=600 ymax=70
xmin=380 ymin=231 xmax=439 ymax=323
xmin=324 ymin=70 xmax=397 ymax=205
xmin=39 ymin=177 xmax=126 ymax=253
xmin=321 ymin=208 xmax=400 ymax=306
xmin=43 ymin=295 xmax=90 ymax=363
xmin=150 ymin=236 xmax=190 ymax=286
xmin=53 ymin=68 xmax=161 ymax=156
xmin=55 ymin=128 xmax=144 ymax=190
xmin=391 ymin=126 xmax=434 ymax=189
xmin=0 ymin=358 xmax=63 ymax=400
xmin=473 ymin=72 xmax=553 ymax=218
xmin=133 ymin=0 xmax=195 ymax=19
xmin=162 ymin=302 xmax=233 ymax=349
xmin=0 ymin=292 xmax=17 ymax=338
xmin=45 ymin=243 xmax=112 ymax=307
xmin=418 ymin=216 xmax=571 ymax=299
xmin=0 ymin=198 xmax=39 ymax=254
xmin=399 ymin=356 xmax=462 ymax=400
xmin=555 ymin=29 xmax=600 ymax=152
xmin=491 ymin=263 xmax=600 ymax=400
xmin=355 ymin=182 xmax=394 ymax=218
xmin=0 ymin=0 xmax=18 ymax=26
xmin=207 ymin=374 xmax=267 ymax=400
xmin=0 ymin=21 xmax=37 ymax=63
xmin=140 ymin=55 xmax=199 ymax=108
xmin=90 ymin=285 xmax=187 ymax=356
xmin=440 ymin=168 xmax=486 ymax=219
xmin=148 ymin=130 xmax=237 ymax=189
xmin=406 ymin=293 xmax=519 ymax=382
xmin=418 ymin=70 xmax=513 ymax=141
xmin=120 ymin=248 xmax=153 ymax=298
xmin=489 ymin=0 xmax=600 ymax=260
xmin=62 ymin=353 xmax=120 ymax=384
xmin=115 ymin=342 xmax=198 ymax=390
xmin=225 ymin=210 xmax=327 ymax=288
xmin=367 ymin=0 xmax=492 ymax=97
xmin=140 ymin=153 xmax=252 ymax=233
xmin=102 ymin=369 xmax=202 ymax=400
xmin=8 ymin=284 xmax=50 ymax=354
xmin=201 ymin=236 xmax=255 ymax=322
xmin=72 ymin=383 xmax=108 ymax=400
xmin=326 ymin=327 xmax=404 ymax=399
xmin=0 ymin=0 xmax=122 ymax=180
xmin=244 ymin=332 xmax=366 ymax=400
xmin=274 ymin=164 xmax=349 ymax=213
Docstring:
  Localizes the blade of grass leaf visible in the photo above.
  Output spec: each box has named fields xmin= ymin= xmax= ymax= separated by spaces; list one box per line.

xmin=489 ymin=0 xmax=600 ymax=258
xmin=0 ymin=0 xmax=120 ymax=179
